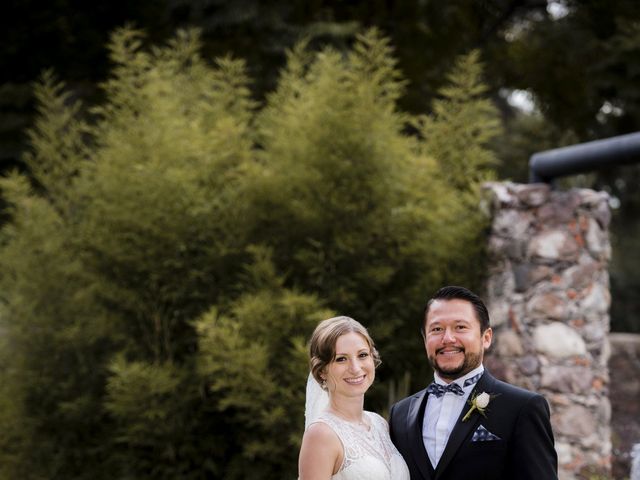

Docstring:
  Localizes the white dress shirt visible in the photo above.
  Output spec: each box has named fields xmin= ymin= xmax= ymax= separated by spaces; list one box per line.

xmin=422 ymin=365 xmax=484 ymax=467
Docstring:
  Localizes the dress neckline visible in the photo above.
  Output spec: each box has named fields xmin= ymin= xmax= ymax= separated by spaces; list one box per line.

xmin=326 ymin=409 xmax=372 ymax=432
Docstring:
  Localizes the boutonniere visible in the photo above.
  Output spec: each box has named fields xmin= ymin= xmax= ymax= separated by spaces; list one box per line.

xmin=462 ymin=391 xmax=498 ymax=422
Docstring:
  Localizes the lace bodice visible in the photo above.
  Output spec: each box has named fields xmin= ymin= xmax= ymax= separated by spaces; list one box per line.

xmin=314 ymin=411 xmax=410 ymax=480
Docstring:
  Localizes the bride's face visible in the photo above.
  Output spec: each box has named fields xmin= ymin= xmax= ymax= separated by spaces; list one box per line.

xmin=324 ymin=332 xmax=375 ymax=397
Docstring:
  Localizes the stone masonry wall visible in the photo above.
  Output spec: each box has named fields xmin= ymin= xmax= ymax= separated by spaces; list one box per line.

xmin=483 ymin=182 xmax=612 ymax=480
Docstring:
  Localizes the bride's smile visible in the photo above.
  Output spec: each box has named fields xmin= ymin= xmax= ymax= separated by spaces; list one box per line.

xmin=344 ymin=375 xmax=366 ymax=385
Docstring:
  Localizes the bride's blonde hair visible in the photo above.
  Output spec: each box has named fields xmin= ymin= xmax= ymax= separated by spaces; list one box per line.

xmin=309 ymin=316 xmax=381 ymax=386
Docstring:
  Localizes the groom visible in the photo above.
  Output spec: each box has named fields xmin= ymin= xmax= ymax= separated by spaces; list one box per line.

xmin=389 ymin=286 xmax=558 ymax=479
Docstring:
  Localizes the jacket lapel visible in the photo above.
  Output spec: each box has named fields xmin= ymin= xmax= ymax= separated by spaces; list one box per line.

xmin=435 ymin=372 xmax=496 ymax=477
xmin=407 ymin=389 xmax=435 ymax=480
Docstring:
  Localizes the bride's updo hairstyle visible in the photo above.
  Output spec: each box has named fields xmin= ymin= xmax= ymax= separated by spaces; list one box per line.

xmin=309 ymin=316 xmax=381 ymax=386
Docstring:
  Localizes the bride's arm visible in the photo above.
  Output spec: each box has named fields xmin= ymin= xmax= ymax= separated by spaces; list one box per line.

xmin=298 ymin=422 xmax=343 ymax=480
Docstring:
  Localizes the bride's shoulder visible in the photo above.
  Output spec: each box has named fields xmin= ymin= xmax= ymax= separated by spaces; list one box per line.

xmin=299 ymin=421 xmax=343 ymax=478
xmin=303 ymin=419 xmax=341 ymax=444
xmin=365 ymin=411 xmax=390 ymax=427
xmin=301 ymin=421 xmax=342 ymax=461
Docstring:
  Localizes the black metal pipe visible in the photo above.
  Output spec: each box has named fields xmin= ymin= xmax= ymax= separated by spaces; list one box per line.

xmin=529 ymin=131 xmax=640 ymax=183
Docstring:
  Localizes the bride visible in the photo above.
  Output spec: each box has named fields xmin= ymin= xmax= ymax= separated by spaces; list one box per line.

xmin=298 ymin=316 xmax=409 ymax=480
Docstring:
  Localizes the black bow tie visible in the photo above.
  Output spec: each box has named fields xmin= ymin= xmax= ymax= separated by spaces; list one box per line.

xmin=426 ymin=382 xmax=464 ymax=398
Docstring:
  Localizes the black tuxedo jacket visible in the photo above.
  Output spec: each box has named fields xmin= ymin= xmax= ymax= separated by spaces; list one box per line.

xmin=389 ymin=371 xmax=558 ymax=480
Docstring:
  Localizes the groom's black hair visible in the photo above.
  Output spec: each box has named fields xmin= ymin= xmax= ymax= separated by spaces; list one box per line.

xmin=421 ymin=285 xmax=491 ymax=336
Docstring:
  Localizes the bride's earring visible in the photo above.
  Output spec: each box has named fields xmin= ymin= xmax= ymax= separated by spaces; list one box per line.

xmin=320 ymin=376 xmax=327 ymax=390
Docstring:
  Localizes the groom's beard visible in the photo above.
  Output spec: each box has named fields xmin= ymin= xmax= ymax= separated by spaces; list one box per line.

xmin=428 ymin=349 xmax=482 ymax=380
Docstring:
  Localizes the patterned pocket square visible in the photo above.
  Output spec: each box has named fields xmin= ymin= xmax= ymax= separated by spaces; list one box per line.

xmin=471 ymin=424 xmax=501 ymax=442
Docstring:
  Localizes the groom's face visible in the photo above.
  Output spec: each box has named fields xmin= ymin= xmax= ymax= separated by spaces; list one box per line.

xmin=423 ymin=298 xmax=492 ymax=381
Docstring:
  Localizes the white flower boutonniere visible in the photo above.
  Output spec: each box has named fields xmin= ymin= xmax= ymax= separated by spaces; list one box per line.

xmin=462 ymin=391 xmax=496 ymax=422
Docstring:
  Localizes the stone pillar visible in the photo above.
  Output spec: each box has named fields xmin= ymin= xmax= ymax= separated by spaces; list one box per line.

xmin=483 ymin=182 xmax=612 ymax=480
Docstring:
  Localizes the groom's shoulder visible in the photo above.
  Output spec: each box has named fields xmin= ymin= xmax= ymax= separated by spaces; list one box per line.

xmin=487 ymin=373 xmax=546 ymax=405
xmin=391 ymin=388 xmax=427 ymax=413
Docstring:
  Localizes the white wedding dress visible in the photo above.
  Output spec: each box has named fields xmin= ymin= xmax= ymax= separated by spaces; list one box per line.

xmin=312 ymin=411 xmax=410 ymax=480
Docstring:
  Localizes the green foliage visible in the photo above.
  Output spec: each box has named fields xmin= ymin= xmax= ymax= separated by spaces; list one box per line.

xmin=0 ymin=27 xmax=499 ymax=478
xmin=5 ymin=1 xmax=640 ymax=338
xmin=0 ymin=168 xmax=113 ymax=479
xmin=72 ymin=27 xmax=256 ymax=364
xmin=22 ymin=71 xmax=90 ymax=208
xmin=417 ymin=50 xmax=501 ymax=192
xmin=195 ymin=249 xmax=329 ymax=478
xmin=410 ymin=49 xmax=499 ymax=295
xmin=104 ymin=358 xmax=209 ymax=478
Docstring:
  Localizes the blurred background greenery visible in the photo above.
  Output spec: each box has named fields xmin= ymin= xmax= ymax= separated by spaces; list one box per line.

xmin=0 ymin=1 xmax=639 ymax=478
